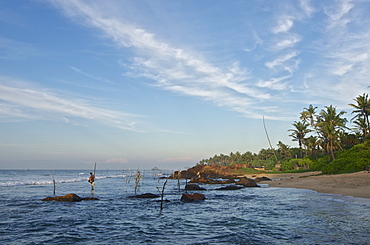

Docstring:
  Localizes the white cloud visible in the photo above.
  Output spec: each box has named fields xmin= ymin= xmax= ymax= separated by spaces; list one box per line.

xmin=244 ymin=30 xmax=263 ymax=52
xmin=265 ymin=51 xmax=299 ymax=70
xmin=276 ymin=35 xmax=301 ymax=50
xmin=324 ymin=0 xmax=354 ymax=30
xmin=257 ymin=76 xmax=290 ymax=91
xmin=0 ymin=77 xmax=142 ymax=132
xmin=49 ymin=1 xmax=278 ymax=117
xmin=105 ymin=158 xmax=128 ymax=164
xmin=70 ymin=66 xmax=112 ymax=84
xmin=300 ymin=0 xmax=315 ymax=17
xmin=272 ymin=16 xmax=294 ymax=34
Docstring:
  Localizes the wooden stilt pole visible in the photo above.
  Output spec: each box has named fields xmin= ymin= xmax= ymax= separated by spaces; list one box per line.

xmin=51 ymin=172 xmax=56 ymax=195
xmin=263 ymin=116 xmax=279 ymax=163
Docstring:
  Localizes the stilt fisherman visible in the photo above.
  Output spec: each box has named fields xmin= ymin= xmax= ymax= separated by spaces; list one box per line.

xmin=88 ymin=172 xmax=95 ymax=190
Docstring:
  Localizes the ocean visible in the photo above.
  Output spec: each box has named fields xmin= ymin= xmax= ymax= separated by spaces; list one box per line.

xmin=1 ymin=169 xmax=369 ymax=245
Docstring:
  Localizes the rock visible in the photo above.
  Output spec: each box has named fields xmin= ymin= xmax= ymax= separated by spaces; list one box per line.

xmin=128 ymin=193 xmax=160 ymax=198
xmin=254 ymin=176 xmax=271 ymax=182
xmin=189 ymin=177 xmax=234 ymax=184
xmin=236 ymin=177 xmax=260 ymax=187
xmin=185 ymin=184 xmax=206 ymax=190
xmin=180 ymin=193 xmax=206 ymax=202
xmin=82 ymin=197 xmax=99 ymax=201
xmin=42 ymin=193 xmax=82 ymax=202
xmin=216 ymin=185 xmax=243 ymax=190
xmin=155 ymin=199 xmax=171 ymax=203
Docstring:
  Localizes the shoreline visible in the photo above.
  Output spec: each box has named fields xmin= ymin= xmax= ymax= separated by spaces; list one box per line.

xmin=244 ymin=171 xmax=370 ymax=199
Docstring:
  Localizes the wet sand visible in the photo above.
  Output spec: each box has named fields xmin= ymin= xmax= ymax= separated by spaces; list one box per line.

xmin=245 ymin=171 xmax=370 ymax=199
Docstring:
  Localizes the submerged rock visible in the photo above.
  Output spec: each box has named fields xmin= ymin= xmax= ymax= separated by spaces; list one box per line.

xmin=128 ymin=193 xmax=160 ymax=198
xmin=185 ymin=184 xmax=206 ymax=191
xmin=42 ymin=193 xmax=82 ymax=202
xmin=180 ymin=193 xmax=205 ymax=202
xmin=216 ymin=185 xmax=244 ymax=190
xmin=82 ymin=197 xmax=100 ymax=201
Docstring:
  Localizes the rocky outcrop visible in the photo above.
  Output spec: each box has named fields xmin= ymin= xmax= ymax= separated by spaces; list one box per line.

xmin=189 ymin=177 xmax=234 ymax=184
xmin=185 ymin=184 xmax=206 ymax=191
xmin=254 ymin=176 xmax=272 ymax=182
xmin=170 ymin=164 xmax=239 ymax=179
xmin=181 ymin=193 xmax=206 ymax=202
xmin=216 ymin=185 xmax=244 ymax=190
xmin=128 ymin=193 xmax=160 ymax=198
xmin=236 ymin=177 xmax=260 ymax=187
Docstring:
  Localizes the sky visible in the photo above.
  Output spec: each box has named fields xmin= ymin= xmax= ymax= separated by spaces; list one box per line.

xmin=1 ymin=0 xmax=370 ymax=170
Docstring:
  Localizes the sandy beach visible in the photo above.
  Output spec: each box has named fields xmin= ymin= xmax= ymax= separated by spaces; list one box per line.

xmin=246 ymin=171 xmax=370 ymax=199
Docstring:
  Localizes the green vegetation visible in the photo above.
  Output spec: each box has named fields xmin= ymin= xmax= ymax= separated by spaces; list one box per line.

xmin=235 ymin=167 xmax=266 ymax=175
xmin=197 ymin=93 xmax=370 ymax=174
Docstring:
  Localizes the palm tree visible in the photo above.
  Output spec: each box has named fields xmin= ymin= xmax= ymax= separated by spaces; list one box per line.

xmin=276 ymin=141 xmax=291 ymax=160
xmin=305 ymin=136 xmax=319 ymax=159
xmin=300 ymin=104 xmax=318 ymax=128
xmin=353 ymin=117 xmax=368 ymax=140
xmin=349 ymin=93 xmax=370 ymax=138
xmin=288 ymin=120 xmax=312 ymax=158
xmin=316 ymin=105 xmax=347 ymax=160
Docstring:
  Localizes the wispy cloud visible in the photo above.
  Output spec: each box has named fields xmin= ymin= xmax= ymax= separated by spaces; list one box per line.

xmin=257 ymin=75 xmax=291 ymax=91
xmin=70 ymin=66 xmax=112 ymax=84
xmin=275 ymin=34 xmax=301 ymax=50
xmin=300 ymin=0 xmax=315 ymax=17
xmin=324 ymin=0 xmax=354 ymax=28
xmin=272 ymin=16 xmax=294 ymax=34
xmin=265 ymin=51 xmax=299 ymax=71
xmin=0 ymin=36 xmax=35 ymax=60
xmin=49 ymin=0 xmax=284 ymax=119
xmin=0 ymin=77 xmax=142 ymax=132
xmin=105 ymin=158 xmax=128 ymax=164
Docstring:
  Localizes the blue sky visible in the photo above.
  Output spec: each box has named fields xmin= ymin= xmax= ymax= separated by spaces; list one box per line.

xmin=1 ymin=0 xmax=369 ymax=170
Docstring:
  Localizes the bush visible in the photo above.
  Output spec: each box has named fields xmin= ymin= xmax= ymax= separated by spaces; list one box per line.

xmin=250 ymin=159 xmax=276 ymax=170
xmin=321 ymin=141 xmax=370 ymax=174
xmin=310 ymin=155 xmax=331 ymax=171
xmin=281 ymin=158 xmax=313 ymax=171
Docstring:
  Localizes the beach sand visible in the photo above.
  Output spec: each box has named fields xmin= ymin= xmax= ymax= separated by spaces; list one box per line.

xmin=244 ymin=171 xmax=370 ymax=199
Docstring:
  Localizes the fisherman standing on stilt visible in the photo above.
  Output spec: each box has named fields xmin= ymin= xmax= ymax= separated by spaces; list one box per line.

xmin=88 ymin=172 xmax=95 ymax=190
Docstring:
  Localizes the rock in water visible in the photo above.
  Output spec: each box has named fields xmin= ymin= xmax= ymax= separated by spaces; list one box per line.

xmin=216 ymin=185 xmax=243 ymax=190
xmin=42 ymin=193 xmax=82 ymax=202
xmin=236 ymin=177 xmax=260 ymax=187
xmin=82 ymin=197 xmax=99 ymax=201
xmin=254 ymin=176 xmax=271 ymax=182
xmin=185 ymin=184 xmax=206 ymax=190
xmin=128 ymin=193 xmax=160 ymax=198
xmin=180 ymin=193 xmax=206 ymax=202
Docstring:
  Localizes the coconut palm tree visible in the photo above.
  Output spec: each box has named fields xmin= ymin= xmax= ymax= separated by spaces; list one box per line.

xmin=300 ymin=104 xmax=318 ymax=128
xmin=353 ymin=117 xmax=368 ymax=140
xmin=305 ymin=136 xmax=319 ymax=159
xmin=349 ymin=93 xmax=370 ymax=138
xmin=316 ymin=105 xmax=347 ymax=160
xmin=288 ymin=120 xmax=312 ymax=158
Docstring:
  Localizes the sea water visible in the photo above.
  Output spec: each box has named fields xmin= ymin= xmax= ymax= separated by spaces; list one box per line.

xmin=0 ymin=170 xmax=370 ymax=245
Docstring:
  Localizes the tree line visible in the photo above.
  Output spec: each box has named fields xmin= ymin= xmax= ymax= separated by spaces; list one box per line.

xmin=197 ymin=93 xmax=370 ymax=173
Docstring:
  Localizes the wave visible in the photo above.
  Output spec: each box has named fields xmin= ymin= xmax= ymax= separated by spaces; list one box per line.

xmin=0 ymin=174 xmax=124 ymax=187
